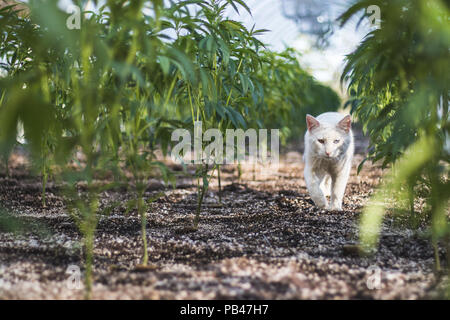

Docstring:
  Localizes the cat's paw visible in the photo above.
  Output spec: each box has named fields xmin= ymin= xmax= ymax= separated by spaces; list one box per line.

xmin=315 ymin=202 xmax=329 ymax=210
xmin=329 ymin=204 xmax=343 ymax=211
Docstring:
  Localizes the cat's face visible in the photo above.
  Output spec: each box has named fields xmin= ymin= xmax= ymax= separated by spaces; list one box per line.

xmin=306 ymin=115 xmax=351 ymax=159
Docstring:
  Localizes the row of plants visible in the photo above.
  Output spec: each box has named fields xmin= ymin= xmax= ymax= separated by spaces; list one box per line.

xmin=0 ymin=0 xmax=339 ymax=298
xmin=340 ymin=0 xmax=449 ymax=289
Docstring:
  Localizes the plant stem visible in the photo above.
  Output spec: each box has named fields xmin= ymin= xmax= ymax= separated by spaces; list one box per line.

xmin=42 ymin=164 xmax=47 ymax=208
xmin=446 ymin=235 xmax=450 ymax=273
xmin=4 ymin=155 xmax=9 ymax=177
xmin=84 ymin=228 xmax=94 ymax=300
xmin=194 ymin=186 xmax=206 ymax=229
xmin=41 ymin=134 xmax=49 ymax=208
xmin=447 ymin=236 xmax=450 ymax=298
xmin=138 ymin=191 xmax=148 ymax=266
xmin=408 ymin=184 xmax=415 ymax=228
xmin=217 ymin=164 xmax=222 ymax=204
xmin=83 ymin=182 xmax=98 ymax=300
xmin=433 ymin=238 xmax=441 ymax=273
xmin=194 ymin=164 xmax=208 ymax=229
xmin=237 ymin=163 xmax=242 ymax=181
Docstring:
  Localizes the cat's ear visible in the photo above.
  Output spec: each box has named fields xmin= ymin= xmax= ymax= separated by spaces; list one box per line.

xmin=337 ymin=115 xmax=351 ymax=133
xmin=306 ymin=114 xmax=320 ymax=131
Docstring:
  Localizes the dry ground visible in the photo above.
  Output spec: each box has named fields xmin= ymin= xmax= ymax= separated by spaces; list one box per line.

xmin=0 ymin=133 xmax=447 ymax=299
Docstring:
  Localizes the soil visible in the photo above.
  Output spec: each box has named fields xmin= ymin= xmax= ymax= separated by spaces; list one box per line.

xmin=0 ymin=131 xmax=447 ymax=299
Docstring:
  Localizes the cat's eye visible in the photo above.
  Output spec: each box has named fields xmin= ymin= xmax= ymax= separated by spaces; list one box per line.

xmin=318 ymin=139 xmax=325 ymax=144
xmin=333 ymin=139 xmax=340 ymax=144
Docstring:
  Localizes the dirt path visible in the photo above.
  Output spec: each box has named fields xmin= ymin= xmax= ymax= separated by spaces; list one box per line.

xmin=0 ymin=133 xmax=443 ymax=299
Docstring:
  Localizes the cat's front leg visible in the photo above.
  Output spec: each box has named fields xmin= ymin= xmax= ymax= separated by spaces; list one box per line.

xmin=330 ymin=165 xmax=351 ymax=211
xmin=304 ymin=166 xmax=328 ymax=209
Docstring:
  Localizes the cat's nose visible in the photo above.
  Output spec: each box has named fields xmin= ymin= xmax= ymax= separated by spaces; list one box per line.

xmin=325 ymin=151 xmax=331 ymax=157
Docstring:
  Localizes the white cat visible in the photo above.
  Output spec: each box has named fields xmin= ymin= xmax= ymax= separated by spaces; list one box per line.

xmin=303 ymin=112 xmax=354 ymax=211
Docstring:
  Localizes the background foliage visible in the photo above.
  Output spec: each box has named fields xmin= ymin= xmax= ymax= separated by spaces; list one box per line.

xmin=340 ymin=0 xmax=449 ymax=281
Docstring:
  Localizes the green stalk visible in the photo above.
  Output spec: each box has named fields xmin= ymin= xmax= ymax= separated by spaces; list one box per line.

xmin=194 ymin=185 xmax=206 ymax=230
xmin=408 ymin=183 xmax=415 ymax=228
xmin=447 ymin=236 xmax=450 ymax=299
xmin=237 ymin=162 xmax=242 ymax=181
xmin=217 ymin=164 xmax=222 ymax=204
xmin=84 ymin=228 xmax=94 ymax=300
xmin=82 ymin=164 xmax=99 ymax=300
xmin=225 ymin=58 xmax=243 ymax=106
xmin=41 ymin=135 xmax=48 ymax=208
xmin=433 ymin=238 xmax=441 ymax=273
xmin=188 ymin=84 xmax=195 ymax=127
xmin=42 ymin=167 xmax=47 ymax=208
xmin=163 ymin=74 xmax=178 ymax=108
xmin=429 ymin=161 xmax=442 ymax=275
xmin=138 ymin=189 xmax=148 ymax=266
xmin=194 ymin=163 xmax=208 ymax=229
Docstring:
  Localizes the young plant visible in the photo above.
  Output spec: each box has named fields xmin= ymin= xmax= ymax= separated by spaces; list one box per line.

xmin=340 ymin=0 xmax=449 ymax=278
xmin=170 ymin=0 xmax=265 ymax=229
